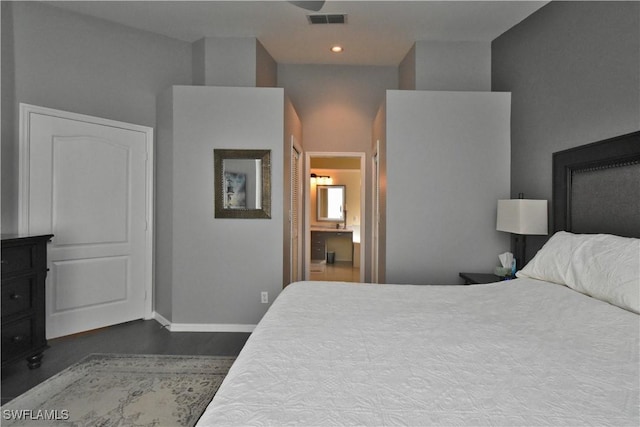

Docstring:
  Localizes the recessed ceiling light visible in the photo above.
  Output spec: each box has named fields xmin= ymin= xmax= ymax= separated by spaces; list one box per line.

xmin=330 ymin=45 xmax=344 ymax=53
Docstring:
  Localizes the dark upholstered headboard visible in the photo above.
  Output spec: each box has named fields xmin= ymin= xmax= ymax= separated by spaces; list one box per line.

xmin=553 ymin=131 xmax=640 ymax=238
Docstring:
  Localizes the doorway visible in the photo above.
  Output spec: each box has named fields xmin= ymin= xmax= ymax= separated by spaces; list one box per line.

xmin=305 ymin=152 xmax=366 ymax=282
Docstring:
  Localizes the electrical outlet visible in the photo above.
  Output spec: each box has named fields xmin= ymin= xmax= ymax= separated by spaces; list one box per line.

xmin=261 ymin=291 xmax=268 ymax=304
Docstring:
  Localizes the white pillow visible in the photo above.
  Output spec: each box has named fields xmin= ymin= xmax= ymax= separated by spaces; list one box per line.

xmin=516 ymin=231 xmax=577 ymax=286
xmin=517 ymin=231 xmax=640 ymax=314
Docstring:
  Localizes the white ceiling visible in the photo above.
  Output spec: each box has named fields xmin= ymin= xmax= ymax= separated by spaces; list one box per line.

xmin=46 ymin=0 xmax=548 ymax=66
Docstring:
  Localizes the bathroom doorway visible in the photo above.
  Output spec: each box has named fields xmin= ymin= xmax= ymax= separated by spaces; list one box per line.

xmin=305 ymin=152 xmax=366 ymax=283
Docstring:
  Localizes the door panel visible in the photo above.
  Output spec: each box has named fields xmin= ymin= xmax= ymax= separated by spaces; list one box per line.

xmin=53 ymin=257 xmax=129 ymax=311
xmin=20 ymin=105 xmax=152 ymax=338
xmin=52 ymin=136 xmax=130 ymax=245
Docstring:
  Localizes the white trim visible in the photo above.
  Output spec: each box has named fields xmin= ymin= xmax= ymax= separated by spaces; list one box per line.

xmin=169 ymin=323 xmax=256 ymax=333
xmin=18 ymin=103 xmax=155 ymax=321
xmin=152 ymin=311 xmax=171 ymax=328
xmin=144 ymin=130 xmax=155 ymax=320
xmin=152 ymin=312 xmax=256 ymax=333
xmin=371 ymin=140 xmax=380 ymax=284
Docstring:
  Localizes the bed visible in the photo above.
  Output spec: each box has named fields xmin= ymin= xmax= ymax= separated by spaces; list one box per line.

xmin=197 ymin=131 xmax=640 ymax=426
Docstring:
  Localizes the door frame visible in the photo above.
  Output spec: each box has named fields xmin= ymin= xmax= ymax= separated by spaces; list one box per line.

xmin=304 ymin=151 xmax=366 ymax=282
xmin=371 ymin=140 xmax=380 ymax=284
xmin=18 ymin=103 xmax=154 ymax=320
xmin=290 ymin=136 xmax=303 ymax=284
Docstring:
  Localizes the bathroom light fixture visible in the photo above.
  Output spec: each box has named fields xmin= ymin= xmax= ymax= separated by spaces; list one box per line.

xmin=310 ymin=173 xmax=332 ymax=185
xmin=330 ymin=45 xmax=344 ymax=53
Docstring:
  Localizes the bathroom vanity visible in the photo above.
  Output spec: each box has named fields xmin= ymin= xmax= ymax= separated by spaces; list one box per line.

xmin=310 ymin=228 xmax=353 ymax=264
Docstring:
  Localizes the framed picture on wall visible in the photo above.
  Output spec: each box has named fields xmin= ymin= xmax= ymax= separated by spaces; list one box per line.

xmin=214 ymin=149 xmax=271 ymax=219
xmin=224 ymin=172 xmax=247 ymax=209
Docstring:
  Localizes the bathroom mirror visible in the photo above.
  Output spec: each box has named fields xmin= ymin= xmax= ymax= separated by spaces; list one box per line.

xmin=214 ymin=149 xmax=271 ymax=219
xmin=317 ymin=185 xmax=345 ymax=221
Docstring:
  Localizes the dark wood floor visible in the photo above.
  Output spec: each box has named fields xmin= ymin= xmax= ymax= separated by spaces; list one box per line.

xmin=0 ymin=319 xmax=251 ymax=405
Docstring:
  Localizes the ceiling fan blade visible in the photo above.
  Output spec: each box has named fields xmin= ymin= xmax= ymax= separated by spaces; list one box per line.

xmin=289 ymin=1 xmax=326 ymax=12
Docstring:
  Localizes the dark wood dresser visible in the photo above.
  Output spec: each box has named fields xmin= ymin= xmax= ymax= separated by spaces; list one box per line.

xmin=1 ymin=234 xmax=53 ymax=369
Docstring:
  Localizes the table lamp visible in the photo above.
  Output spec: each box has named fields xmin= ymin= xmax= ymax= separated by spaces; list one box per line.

xmin=497 ymin=194 xmax=548 ymax=271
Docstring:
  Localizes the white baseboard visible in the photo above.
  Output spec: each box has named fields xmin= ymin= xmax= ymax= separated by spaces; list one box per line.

xmin=151 ymin=312 xmax=255 ymax=333
xmin=152 ymin=311 xmax=171 ymax=328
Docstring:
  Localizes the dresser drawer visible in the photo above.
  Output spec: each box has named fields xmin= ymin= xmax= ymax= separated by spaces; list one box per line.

xmin=324 ymin=231 xmax=351 ymax=239
xmin=1 ymin=317 xmax=35 ymax=361
xmin=1 ymin=245 xmax=34 ymax=274
xmin=311 ymin=246 xmax=326 ymax=260
xmin=1 ymin=276 xmax=34 ymax=317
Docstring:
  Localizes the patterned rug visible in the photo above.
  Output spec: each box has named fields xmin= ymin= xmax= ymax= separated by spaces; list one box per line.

xmin=1 ymin=353 xmax=235 ymax=427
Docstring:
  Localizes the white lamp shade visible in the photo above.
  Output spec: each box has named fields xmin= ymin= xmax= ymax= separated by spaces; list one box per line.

xmin=497 ymin=199 xmax=548 ymax=235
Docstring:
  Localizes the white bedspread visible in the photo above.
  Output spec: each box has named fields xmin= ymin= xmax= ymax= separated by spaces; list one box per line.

xmin=198 ymin=279 xmax=639 ymax=426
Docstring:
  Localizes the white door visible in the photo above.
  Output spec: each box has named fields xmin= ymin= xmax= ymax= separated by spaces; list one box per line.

xmin=19 ymin=104 xmax=153 ymax=338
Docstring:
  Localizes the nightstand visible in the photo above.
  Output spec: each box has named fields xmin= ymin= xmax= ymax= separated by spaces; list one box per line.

xmin=459 ymin=272 xmax=504 ymax=285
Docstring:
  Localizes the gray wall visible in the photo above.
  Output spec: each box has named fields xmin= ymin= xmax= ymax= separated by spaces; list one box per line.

xmin=155 ymin=88 xmax=174 ymax=320
xmin=1 ymin=2 xmax=16 ymax=233
xmin=492 ymin=0 xmax=640 ymax=256
xmin=157 ymin=86 xmax=284 ymax=327
xmin=398 ymin=44 xmax=416 ymax=90
xmin=256 ymin=40 xmax=278 ymax=88
xmin=192 ymin=37 xmax=276 ymax=87
xmin=413 ymin=41 xmax=491 ymax=91
xmin=1 ymin=1 xmax=192 ymax=233
xmin=385 ymin=91 xmax=511 ymax=284
xmin=192 ymin=37 xmax=254 ymax=86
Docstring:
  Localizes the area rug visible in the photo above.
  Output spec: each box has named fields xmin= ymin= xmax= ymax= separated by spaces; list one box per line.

xmin=1 ymin=353 xmax=235 ymax=427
